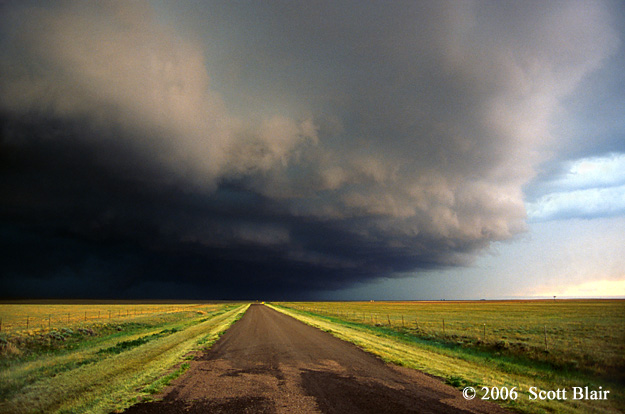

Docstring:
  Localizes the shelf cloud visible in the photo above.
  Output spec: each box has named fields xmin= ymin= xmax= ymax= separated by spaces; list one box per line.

xmin=1 ymin=1 xmax=622 ymax=298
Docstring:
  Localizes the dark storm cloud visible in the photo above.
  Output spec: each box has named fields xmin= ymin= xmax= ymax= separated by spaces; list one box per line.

xmin=1 ymin=1 xmax=622 ymax=298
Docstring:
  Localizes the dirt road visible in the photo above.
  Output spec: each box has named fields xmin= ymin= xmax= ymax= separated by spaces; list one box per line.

xmin=122 ymin=304 xmax=509 ymax=413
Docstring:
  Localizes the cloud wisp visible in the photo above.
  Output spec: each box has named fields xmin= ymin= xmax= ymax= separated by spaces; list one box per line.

xmin=527 ymin=153 xmax=625 ymax=221
xmin=0 ymin=1 xmax=622 ymax=298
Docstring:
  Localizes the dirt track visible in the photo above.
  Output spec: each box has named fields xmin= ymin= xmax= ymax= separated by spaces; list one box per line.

xmin=121 ymin=304 xmax=510 ymax=413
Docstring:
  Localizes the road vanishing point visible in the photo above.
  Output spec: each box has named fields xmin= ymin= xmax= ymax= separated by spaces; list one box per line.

xmin=122 ymin=304 xmax=509 ymax=414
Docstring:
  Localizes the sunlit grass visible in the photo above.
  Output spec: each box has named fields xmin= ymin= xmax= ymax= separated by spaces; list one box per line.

xmin=270 ymin=301 xmax=625 ymax=414
xmin=0 ymin=302 xmax=215 ymax=333
xmin=0 ymin=303 xmax=248 ymax=414
xmin=278 ymin=300 xmax=625 ymax=379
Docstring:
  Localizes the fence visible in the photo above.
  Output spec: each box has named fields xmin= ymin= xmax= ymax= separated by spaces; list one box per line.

xmin=285 ymin=304 xmax=563 ymax=352
xmin=0 ymin=305 xmax=202 ymax=334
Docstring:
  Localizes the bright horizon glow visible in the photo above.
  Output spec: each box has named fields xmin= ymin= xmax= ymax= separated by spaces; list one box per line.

xmin=539 ymin=279 xmax=625 ymax=298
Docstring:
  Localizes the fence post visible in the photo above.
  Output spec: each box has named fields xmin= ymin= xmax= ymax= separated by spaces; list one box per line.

xmin=544 ymin=325 xmax=548 ymax=351
xmin=48 ymin=315 xmax=51 ymax=329
xmin=401 ymin=315 xmax=404 ymax=327
xmin=482 ymin=323 xmax=486 ymax=342
xmin=26 ymin=316 xmax=29 ymax=330
xmin=387 ymin=314 xmax=391 ymax=326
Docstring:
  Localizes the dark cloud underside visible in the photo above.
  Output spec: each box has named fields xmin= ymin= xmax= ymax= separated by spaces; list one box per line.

xmin=1 ymin=1 xmax=622 ymax=298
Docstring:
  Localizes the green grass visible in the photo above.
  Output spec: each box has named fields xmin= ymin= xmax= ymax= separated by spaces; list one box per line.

xmin=0 ymin=310 xmax=220 ymax=401
xmin=270 ymin=301 xmax=625 ymax=414
xmin=0 ymin=303 xmax=249 ymax=414
xmin=280 ymin=300 xmax=625 ymax=380
xmin=142 ymin=362 xmax=190 ymax=396
xmin=96 ymin=328 xmax=180 ymax=356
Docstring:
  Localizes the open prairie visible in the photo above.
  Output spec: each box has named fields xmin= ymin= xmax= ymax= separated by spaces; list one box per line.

xmin=0 ymin=302 xmax=221 ymax=334
xmin=1 ymin=300 xmax=623 ymax=414
xmin=0 ymin=302 xmax=248 ymax=413
xmin=279 ymin=300 xmax=625 ymax=379
xmin=273 ymin=300 xmax=625 ymax=414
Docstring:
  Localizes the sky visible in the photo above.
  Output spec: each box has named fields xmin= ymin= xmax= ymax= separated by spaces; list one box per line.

xmin=1 ymin=0 xmax=624 ymax=300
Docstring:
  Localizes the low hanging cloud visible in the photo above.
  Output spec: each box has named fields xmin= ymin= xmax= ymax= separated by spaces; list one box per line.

xmin=0 ymin=2 xmax=317 ymax=187
xmin=0 ymin=1 xmax=621 ymax=298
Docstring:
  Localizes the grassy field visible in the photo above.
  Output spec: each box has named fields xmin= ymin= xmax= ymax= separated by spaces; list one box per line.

xmin=271 ymin=300 xmax=625 ymax=414
xmin=0 ymin=301 xmax=214 ymax=334
xmin=0 ymin=302 xmax=248 ymax=414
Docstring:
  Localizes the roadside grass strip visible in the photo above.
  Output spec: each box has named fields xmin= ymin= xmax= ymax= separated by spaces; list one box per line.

xmin=269 ymin=304 xmax=623 ymax=414
xmin=0 ymin=304 xmax=248 ymax=414
xmin=2 ymin=327 xmax=174 ymax=402
xmin=1 ymin=311 xmax=215 ymax=403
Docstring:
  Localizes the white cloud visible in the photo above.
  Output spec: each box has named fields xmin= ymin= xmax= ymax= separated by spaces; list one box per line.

xmin=528 ymin=185 xmax=625 ymax=221
xmin=556 ymin=153 xmax=625 ymax=190
xmin=527 ymin=154 xmax=625 ymax=221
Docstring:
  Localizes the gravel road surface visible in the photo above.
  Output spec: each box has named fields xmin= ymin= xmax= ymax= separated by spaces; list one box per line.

xmin=121 ymin=304 xmax=510 ymax=413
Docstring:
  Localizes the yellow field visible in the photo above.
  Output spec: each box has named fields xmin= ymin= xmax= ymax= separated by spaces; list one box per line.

xmin=282 ymin=300 xmax=625 ymax=379
xmin=272 ymin=301 xmax=625 ymax=414
xmin=0 ymin=303 xmax=247 ymax=414
xmin=0 ymin=302 xmax=218 ymax=334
